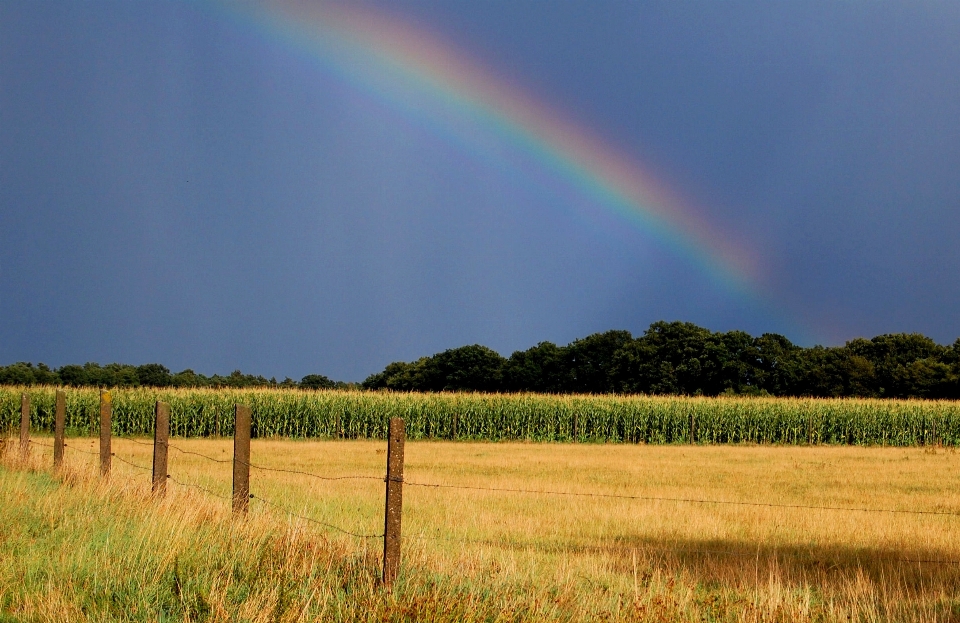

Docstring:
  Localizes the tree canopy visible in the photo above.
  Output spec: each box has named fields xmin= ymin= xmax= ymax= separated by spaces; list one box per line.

xmin=3 ymin=321 xmax=960 ymax=398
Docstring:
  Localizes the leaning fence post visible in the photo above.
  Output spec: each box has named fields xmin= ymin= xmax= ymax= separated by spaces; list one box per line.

xmin=383 ymin=417 xmax=405 ymax=589
xmin=99 ymin=390 xmax=112 ymax=477
xmin=152 ymin=402 xmax=170 ymax=496
xmin=54 ymin=390 xmax=65 ymax=469
xmin=20 ymin=392 xmax=30 ymax=459
xmin=232 ymin=404 xmax=252 ymax=515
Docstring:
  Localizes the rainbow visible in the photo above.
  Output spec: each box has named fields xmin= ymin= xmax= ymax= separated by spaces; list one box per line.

xmin=204 ymin=0 xmax=763 ymax=294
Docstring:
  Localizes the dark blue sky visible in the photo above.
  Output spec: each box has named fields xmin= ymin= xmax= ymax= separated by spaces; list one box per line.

xmin=2 ymin=1 xmax=959 ymax=381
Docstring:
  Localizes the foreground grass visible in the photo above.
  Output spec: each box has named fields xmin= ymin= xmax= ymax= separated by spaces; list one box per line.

xmin=3 ymin=438 xmax=960 ymax=621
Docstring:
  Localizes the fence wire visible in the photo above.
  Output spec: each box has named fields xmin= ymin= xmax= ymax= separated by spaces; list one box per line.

xmin=167 ymin=474 xmax=232 ymax=500
xmin=13 ymin=432 xmax=960 ymax=568
xmin=240 ymin=459 xmax=383 ymax=482
xmin=62 ymin=443 xmax=100 ymax=456
xmin=250 ymin=492 xmax=383 ymax=539
xmin=111 ymin=453 xmax=151 ymax=471
xmin=400 ymin=478 xmax=960 ymax=518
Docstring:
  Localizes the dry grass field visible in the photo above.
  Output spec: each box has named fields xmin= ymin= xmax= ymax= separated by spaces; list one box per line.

xmin=4 ymin=436 xmax=960 ymax=621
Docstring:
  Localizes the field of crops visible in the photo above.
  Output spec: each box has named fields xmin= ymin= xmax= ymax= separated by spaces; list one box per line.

xmin=3 ymin=385 xmax=960 ymax=445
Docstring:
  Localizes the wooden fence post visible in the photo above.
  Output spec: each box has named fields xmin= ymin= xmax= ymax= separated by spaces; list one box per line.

xmin=232 ymin=404 xmax=252 ymax=515
xmin=383 ymin=418 xmax=405 ymax=589
xmin=152 ymin=402 xmax=170 ymax=496
xmin=451 ymin=413 xmax=458 ymax=441
xmin=689 ymin=412 xmax=696 ymax=445
xmin=54 ymin=390 xmax=65 ymax=469
xmin=20 ymin=392 xmax=30 ymax=459
xmin=99 ymin=390 xmax=112 ymax=477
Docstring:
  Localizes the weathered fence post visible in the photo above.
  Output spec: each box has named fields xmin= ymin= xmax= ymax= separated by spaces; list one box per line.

xmin=53 ymin=390 xmax=65 ymax=469
xmin=99 ymin=390 xmax=112 ymax=477
xmin=572 ymin=412 xmax=578 ymax=442
xmin=232 ymin=404 xmax=252 ymax=515
xmin=20 ymin=392 xmax=30 ymax=459
xmin=383 ymin=418 xmax=405 ymax=589
xmin=689 ymin=412 xmax=696 ymax=445
xmin=152 ymin=401 xmax=170 ymax=496
xmin=451 ymin=412 xmax=458 ymax=441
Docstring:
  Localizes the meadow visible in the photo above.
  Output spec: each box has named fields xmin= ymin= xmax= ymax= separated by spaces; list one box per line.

xmin=3 ymin=435 xmax=960 ymax=621
xmin=3 ymin=386 xmax=960 ymax=445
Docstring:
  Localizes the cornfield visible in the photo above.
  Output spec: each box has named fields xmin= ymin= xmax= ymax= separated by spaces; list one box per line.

xmin=1 ymin=386 xmax=958 ymax=445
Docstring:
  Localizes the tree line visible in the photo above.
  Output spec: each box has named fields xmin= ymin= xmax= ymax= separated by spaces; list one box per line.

xmin=3 ymin=321 xmax=960 ymax=398
xmin=361 ymin=321 xmax=960 ymax=399
xmin=0 ymin=361 xmax=351 ymax=391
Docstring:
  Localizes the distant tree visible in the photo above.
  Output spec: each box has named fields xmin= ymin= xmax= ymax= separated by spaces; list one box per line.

xmin=34 ymin=363 xmax=60 ymax=385
xmin=431 ymin=345 xmax=506 ymax=392
xmin=751 ymin=333 xmax=802 ymax=395
xmin=503 ymin=342 xmax=568 ymax=393
xmin=611 ymin=322 xmax=713 ymax=394
xmin=848 ymin=334 xmax=947 ymax=397
xmin=0 ymin=362 xmax=61 ymax=386
xmin=362 ymin=346 xmax=505 ymax=393
xmin=300 ymin=374 xmax=336 ymax=390
xmin=171 ymin=369 xmax=206 ymax=387
xmin=58 ymin=364 xmax=89 ymax=387
xmin=362 ymin=361 xmax=417 ymax=390
xmin=136 ymin=363 xmax=172 ymax=387
xmin=565 ymin=330 xmax=633 ymax=394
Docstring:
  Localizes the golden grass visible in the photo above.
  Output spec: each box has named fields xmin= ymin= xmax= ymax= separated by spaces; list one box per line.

xmin=5 ymin=436 xmax=960 ymax=621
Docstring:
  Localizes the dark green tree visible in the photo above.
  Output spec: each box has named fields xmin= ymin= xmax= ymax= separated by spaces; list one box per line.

xmin=136 ymin=364 xmax=172 ymax=387
xmin=503 ymin=342 xmax=568 ymax=393
xmin=565 ymin=330 xmax=633 ymax=393
xmin=300 ymin=374 xmax=336 ymax=390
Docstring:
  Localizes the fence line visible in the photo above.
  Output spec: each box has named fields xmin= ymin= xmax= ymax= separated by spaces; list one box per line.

xmin=401 ymin=479 xmax=960 ymax=517
xmin=11 ymin=402 xmax=960 ymax=584
xmin=29 ymin=434 xmax=960 ymax=519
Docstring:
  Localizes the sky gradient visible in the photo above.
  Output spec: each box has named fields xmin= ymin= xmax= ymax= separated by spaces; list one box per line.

xmin=2 ymin=1 xmax=959 ymax=381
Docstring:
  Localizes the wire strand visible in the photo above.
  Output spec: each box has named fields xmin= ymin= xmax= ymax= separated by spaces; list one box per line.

xmin=110 ymin=453 xmax=151 ymax=471
xmin=168 ymin=444 xmax=233 ymax=464
xmin=62 ymin=443 xmax=101 ymax=456
xmin=250 ymin=493 xmax=383 ymax=539
xmin=116 ymin=435 xmax=153 ymax=447
xmin=237 ymin=459 xmax=382 ymax=482
xmin=166 ymin=474 xmax=232 ymax=500
xmin=402 ymin=479 xmax=960 ymax=517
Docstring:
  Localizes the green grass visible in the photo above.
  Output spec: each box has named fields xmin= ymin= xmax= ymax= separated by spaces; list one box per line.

xmin=3 ymin=386 xmax=960 ymax=445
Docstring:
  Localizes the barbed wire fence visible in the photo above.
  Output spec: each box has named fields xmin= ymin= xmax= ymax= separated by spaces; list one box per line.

xmin=9 ymin=390 xmax=960 ymax=589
